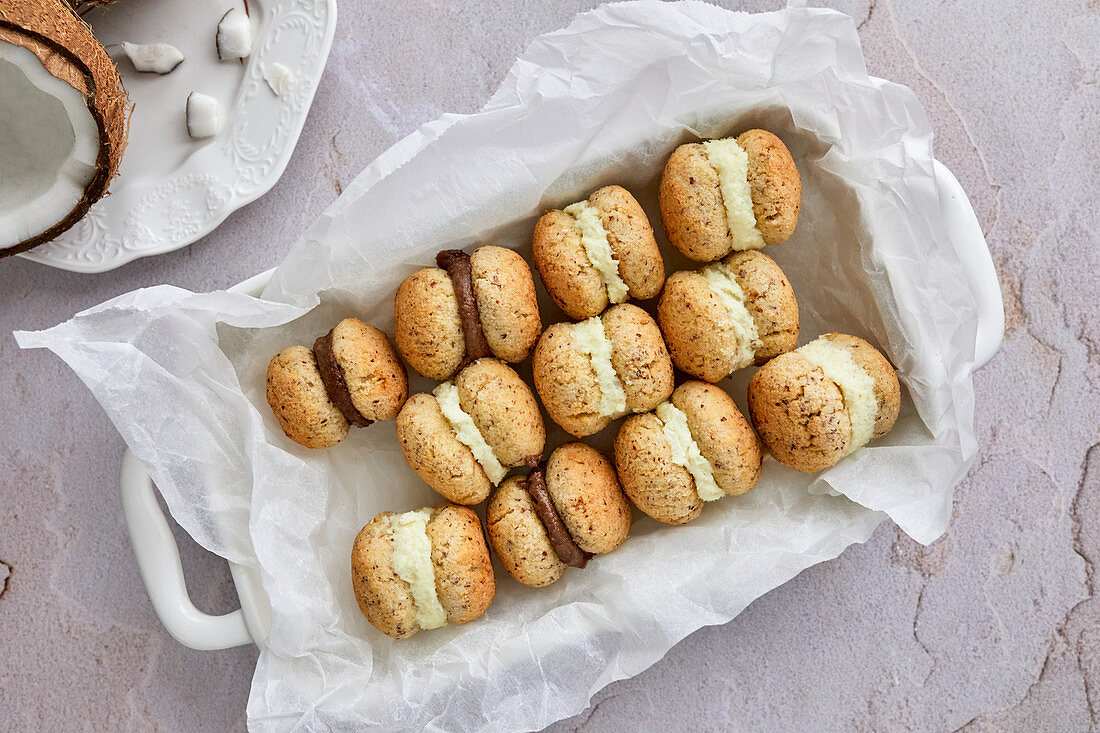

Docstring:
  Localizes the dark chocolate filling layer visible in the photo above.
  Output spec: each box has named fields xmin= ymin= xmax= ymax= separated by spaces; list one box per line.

xmin=525 ymin=464 xmax=591 ymax=569
xmin=313 ymin=330 xmax=373 ymax=428
xmin=436 ymin=249 xmax=491 ymax=370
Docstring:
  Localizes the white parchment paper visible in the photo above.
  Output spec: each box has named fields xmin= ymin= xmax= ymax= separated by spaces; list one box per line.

xmin=15 ymin=3 xmax=980 ymax=731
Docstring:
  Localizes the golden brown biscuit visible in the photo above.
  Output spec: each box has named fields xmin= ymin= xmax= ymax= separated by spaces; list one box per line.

xmin=395 ymin=246 xmax=541 ymax=380
xmin=454 ymin=357 xmax=545 ymax=468
xmin=486 ymin=443 xmax=631 ymax=588
xmin=470 ymin=246 xmax=543 ymax=363
xmin=396 ymin=359 xmax=545 ymax=504
xmin=658 ymin=130 xmax=800 ymax=261
xmin=397 ymin=393 xmax=491 ymax=505
xmin=728 ymin=250 xmax=800 ymax=364
xmin=671 ymin=381 xmax=762 ymax=496
xmin=266 ymin=318 xmax=407 ymax=449
xmin=426 ymin=503 xmax=496 ymax=624
xmin=747 ymin=333 xmax=900 ymax=473
xmin=533 ymin=185 xmax=663 ymax=320
xmin=394 ymin=268 xmax=465 ymax=381
xmin=613 ymin=413 xmax=701 ymax=525
xmin=532 ymin=303 xmax=674 ymax=438
xmin=614 ymin=381 xmax=761 ymax=524
xmin=544 ymin=442 xmax=631 ymax=554
xmin=486 ymin=476 xmax=567 ymax=588
xmin=658 ymin=143 xmax=730 ymax=262
xmin=351 ymin=503 xmax=495 ymax=639
xmin=265 ymin=345 xmax=349 ymax=449
xmin=534 ymin=208 xmax=606 ymax=318
xmin=589 ymin=186 xmax=664 ymax=302
xmin=327 ymin=318 xmax=409 ymax=421
xmin=737 ymin=129 xmax=801 ymax=245
xmin=657 ymin=250 xmax=798 ymax=382
xmin=603 ymin=303 xmax=676 ymax=413
xmin=530 ymin=322 xmax=606 ymax=438
xmin=350 ymin=511 xmax=419 ymax=639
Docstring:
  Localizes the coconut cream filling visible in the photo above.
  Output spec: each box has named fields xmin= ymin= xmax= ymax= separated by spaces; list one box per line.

xmin=387 ymin=510 xmax=447 ymax=630
xmin=0 ymin=44 xmax=99 ymax=244
xmin=797 ymin=338 xmax=877 ymax=454
xmin=702 ymin=139 xmax=766 ymax=251
xmin=563 ymin=201 xmax=629 ymax=303
xmin=655 ymin=401 xmax=724 ymax=501
xmin=702 ymin=262 xmax=763 ymax=371
xmin=433 ymin=382 xmax=507 ymax=485
xmin=571 ymin=317 xmax=628 ymax=418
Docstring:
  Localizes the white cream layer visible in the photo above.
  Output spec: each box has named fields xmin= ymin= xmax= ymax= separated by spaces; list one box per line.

xmin=702 ymin=262 xmax=763 ymax=372
xmin=655 ymin=401 xmax=723 ymax=501
xmin=433 ymin=382 xmax=507 ymax=485
xmin=702 ymin=139 xmax=766 ymax=251
xmin=388 ymin=510 xmax=447 ymax=630
xmin=571 ymin=316 xmax=628 ymax=418
xmin=797 ymin=337 xmax=877 ymax=454
xmin=563 ymin=201 xmax=630 ymax=304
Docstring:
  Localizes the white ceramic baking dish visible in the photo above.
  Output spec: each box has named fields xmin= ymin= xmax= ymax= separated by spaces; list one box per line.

xmin=119 ymin=159 xmax=1003 ymax=651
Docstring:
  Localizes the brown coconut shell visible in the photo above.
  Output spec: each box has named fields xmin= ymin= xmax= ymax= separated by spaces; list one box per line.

xmin=0 ymin=0 xmax=130 ymax=257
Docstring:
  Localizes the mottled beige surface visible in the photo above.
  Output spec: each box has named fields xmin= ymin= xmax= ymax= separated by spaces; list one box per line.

xmin=1 ymin=0 xmax=1098 ymax=731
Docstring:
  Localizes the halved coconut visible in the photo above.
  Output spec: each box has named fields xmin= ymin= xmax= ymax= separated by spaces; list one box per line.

xmin=0 ymin=0 xmax=130 ymax=257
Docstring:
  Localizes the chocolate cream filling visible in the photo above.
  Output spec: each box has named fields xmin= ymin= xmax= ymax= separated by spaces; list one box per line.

xmin=525 ymin=463 xmax=591 ymax=569
xmin=436 ymin=249 xmax=491 ymax=370
xmin=313 ymin=330 xmax=373 ymax=428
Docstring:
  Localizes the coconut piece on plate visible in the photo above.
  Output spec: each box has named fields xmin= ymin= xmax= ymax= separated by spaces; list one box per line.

xmin=0 ymin=0 xmax=130 ymax=257
xmin=263 ymin=63 xmax=295 ymax=96
xmin=217 ymin=9 xmax=252 ymax=61
xmin=186 ymin=93 xmax=220 ymax=139
xmin=120 ymin=42 xmax=184 ymax=74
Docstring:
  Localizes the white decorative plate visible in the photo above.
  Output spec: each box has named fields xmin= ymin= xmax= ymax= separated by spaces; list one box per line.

xmin=17 ymin=0 xmax=337 ymax=273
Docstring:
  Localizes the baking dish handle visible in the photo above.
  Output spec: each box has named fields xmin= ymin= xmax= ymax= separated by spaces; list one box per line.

xmin=119 ymin=451 xmax=255 ymax=650
xmin=933 ymin=160 xmax=1004 ymax=371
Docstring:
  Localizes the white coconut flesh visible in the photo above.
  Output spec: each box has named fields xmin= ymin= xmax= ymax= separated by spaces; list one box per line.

xmin=0 ymin=41 xmax=100 ymax=247
xmin=216 ymin=9 xmax=252 ymax=61
xmin=186 ymin=92 xmax=220 ymax=139
xmin=120 ymin=42 xmax=184 ymax=74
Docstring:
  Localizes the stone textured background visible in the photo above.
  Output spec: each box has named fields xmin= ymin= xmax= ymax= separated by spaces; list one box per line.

xmin=2 ymin=0 xmax=1097 ymax=730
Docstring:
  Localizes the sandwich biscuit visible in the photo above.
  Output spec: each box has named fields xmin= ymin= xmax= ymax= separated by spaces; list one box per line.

xmin=351 ymin=502 xmax=495 ymax=639
xmin=266 ymin=318 xmax=408 ymax=449
xmin=395 ymin=246 xmax=542 ymax=381
xmin=615 ymin=381 xmax=761 ymax=524
xmin=533 ymin=185 xmax=664 ymax=320
xmin=532 ymin=303 xmax=674 ymax=437
xmin=747 ymin=332 xmax=901 ymax=473
xmin=486 ymin=443 xmax=631 ymax=587
xmin=658 ymin=250 xmax=798 ymax=382
xmin=396 ymin=358 xmax=545 ymax=504
xmin=659 ymin=129 xmax=800 ymax=261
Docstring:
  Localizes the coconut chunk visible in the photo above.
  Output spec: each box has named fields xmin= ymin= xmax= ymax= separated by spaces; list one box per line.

xmin=120 ymin=42 xmax=185 ymax=74
xmin=263 ymin=63 xmax=295 ymax=96
xmin=186 ymin=93 xmax=220 ymax=139
xmin=216 ymin=9 xmax=252 ymax=61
